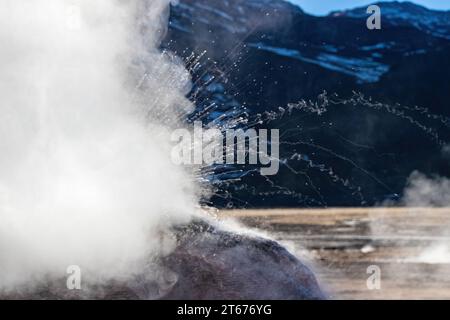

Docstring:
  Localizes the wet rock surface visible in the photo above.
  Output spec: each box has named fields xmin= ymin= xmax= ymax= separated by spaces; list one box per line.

xmin=1 ymin=220 xmax=325 ymax=300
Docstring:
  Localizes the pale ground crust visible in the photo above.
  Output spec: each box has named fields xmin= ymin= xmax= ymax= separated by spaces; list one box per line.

xmin=218 ymin=207 xmax=450 ymax=300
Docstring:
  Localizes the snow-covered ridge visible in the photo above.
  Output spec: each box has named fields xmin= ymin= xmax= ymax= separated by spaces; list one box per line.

xmin=169 ymin=0 xmax=445 ymax=83
xmin=331 ymin=1 xmax=450 ymax=40
xmin=171 ymin=0 xmax=302 ymax=34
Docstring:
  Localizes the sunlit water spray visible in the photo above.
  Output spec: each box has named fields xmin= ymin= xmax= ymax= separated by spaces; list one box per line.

xmin=181 ymin=58 xmax=450 ymax=207
xmin=180 ymin=49 xmax=450 ymax=204
xmin=172 ymin=32 xmax=450 ymax=269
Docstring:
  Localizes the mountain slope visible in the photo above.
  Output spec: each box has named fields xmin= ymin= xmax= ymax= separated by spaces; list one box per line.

xmin=164 ymin=0 xmax=450 ymax=207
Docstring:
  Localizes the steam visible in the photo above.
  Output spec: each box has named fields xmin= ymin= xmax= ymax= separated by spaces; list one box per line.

xmin=401 ymin=172 xmax=450 ymax=207
xmin=372 ymin=170 xmax=450 ymax=265
xmin=442 ymin=144 xmax=450 ymax=160
xmin=401 ymin=172 xmax=450 ymax=264
xmin=0 ymin=0 xmax=198 ymax=290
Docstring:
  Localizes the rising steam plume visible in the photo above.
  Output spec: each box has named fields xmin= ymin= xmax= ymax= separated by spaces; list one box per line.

xmin=0 ymin=0 xmax=199 ymax=290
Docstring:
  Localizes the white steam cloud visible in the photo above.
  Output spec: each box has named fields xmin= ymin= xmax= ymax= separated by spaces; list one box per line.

xmin=402 ymin=172 xmax=450 ymax=264
xmin=402 ymin=171 xmax=450 ymax=207
xmin=0 ymin=0 xmax=198 ymax=290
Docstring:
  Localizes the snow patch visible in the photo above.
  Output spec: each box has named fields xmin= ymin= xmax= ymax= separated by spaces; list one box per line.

xmin=249 ymin=42 xmax=390 ymax=83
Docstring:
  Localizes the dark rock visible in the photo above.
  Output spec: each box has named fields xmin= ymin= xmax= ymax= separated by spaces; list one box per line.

xmin=162 ymin=220 xmax=325 ymax=299
xmin=0 ymin=220 xmax=325 ymax=300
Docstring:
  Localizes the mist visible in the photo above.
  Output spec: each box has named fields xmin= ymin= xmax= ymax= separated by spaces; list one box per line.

xmin=0 ymin=0 xmax=198 ymax=290
xmin=402 ymin=172 xmax=450 ymax=263
xmin=402 ymin=171 xmax=450 ymax=208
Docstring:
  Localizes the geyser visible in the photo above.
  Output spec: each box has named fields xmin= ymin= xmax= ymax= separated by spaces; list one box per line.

xmin=0 ymin=0 xmax=198 ymax=290
xmin=0 ymin=0 xmax=326 ymax=300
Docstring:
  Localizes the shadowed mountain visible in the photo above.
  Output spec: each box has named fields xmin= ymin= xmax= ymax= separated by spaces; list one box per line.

xmin=164 ymin=0 xmax=450 ymax=207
